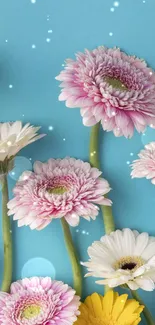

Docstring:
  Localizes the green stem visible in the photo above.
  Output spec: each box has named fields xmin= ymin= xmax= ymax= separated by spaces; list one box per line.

xmin=131 ymin=290 xmax=155 ymax=325
xmin=61 ymin=218 xmax=82 ymax=296
xmin=1 ymin=174 xmax=12 ymax=292
xmin=89 ymin=123 xmax=115 ymax=234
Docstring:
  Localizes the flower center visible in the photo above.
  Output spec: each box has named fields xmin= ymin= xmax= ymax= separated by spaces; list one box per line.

xmin=21 ymin=305 xmax=41 ymax=319
xmin=114 ymin=256 xmax=144 ymax=272
xmin=104 ymin=76 xmax=128 ymax=91
xmin=47 ymin=185 xmax=68 ymax=195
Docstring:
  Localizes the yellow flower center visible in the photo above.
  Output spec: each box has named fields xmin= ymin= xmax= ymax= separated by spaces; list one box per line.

xmin=47 ymin=185 xmax=68 ymax=195
xmin=104 ymin=76 xmax=128 ymax=91
xmin=114 ymin=256 xmax=144 ymax=272
xmin=21 ymin=305 xmax=41 ymax=319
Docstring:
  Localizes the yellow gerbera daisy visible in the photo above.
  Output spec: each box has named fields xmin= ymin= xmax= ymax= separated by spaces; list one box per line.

xmin=75 ymin=291 xmax=144 ymax=325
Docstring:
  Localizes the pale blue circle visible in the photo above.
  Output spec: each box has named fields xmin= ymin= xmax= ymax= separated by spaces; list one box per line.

xmin=9 ymin=156 xmax=32 ymax=181
xmin=141 ymin=127 xmax=155 ymax=146
xmin=21 ymin=257 xmax=56 ymax=279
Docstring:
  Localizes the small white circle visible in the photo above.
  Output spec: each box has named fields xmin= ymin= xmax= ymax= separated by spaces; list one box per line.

xmin=9 ymin=84 xmax=13 ymax=89
xmin=46 ymin=38 xmax=51 ymax=43
xmin=109 ymin=32 xmax=113 ymax=36
xmin=48 ymin=126 xmax=54 ymax=131
xmin=63 ymin=138 xmax=66 ymax=141
xmin=48 ymin=30 xmax=53 ymax=33
xmin=82 ymin=230 xmax=86 ymax=234
xmin=5 ymin=39 xmax=8 ymax=43
xmin=130 ymin=152 xmax=134 ymax=156
xmin=110 ymin=7 xmax=115 ymax=12
xmin=113 ymin=1 xmax=119 ymax=6
xmin=32 ymin=44 xmax=36 ymax=49
xmin=126 ymin=161 xmax=130 ymax=165
xmin=31 ymin=0 xmax=36 ymax=3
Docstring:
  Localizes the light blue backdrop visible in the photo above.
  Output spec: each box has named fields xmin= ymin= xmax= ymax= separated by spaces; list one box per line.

xmin=0 ymin=0 xmax=155 ymax=323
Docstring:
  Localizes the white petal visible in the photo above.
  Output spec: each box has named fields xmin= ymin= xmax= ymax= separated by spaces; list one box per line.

xmin=135 ymin=277 xmax=155 ymax=291
xmin=134 ymin=232 xmax=149 ymax=256
xmin=127 ymin=281 xmax=139 ymax=290
xmin=65 ymin=214 xmax=80 ymax=227
xmin=142 ymin=242 xmax=155 ymax=260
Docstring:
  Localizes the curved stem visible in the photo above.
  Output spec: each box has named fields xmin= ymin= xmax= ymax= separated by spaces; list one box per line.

xmin=1 ymin=174 xmax=12 ymax=292
xmin=89 ymin=123 xmax=115 ymax=234
xmin=61 ymin=218 xmax=82 ymax=297
xmin=131 ymin=290 xmax=155 ymax=325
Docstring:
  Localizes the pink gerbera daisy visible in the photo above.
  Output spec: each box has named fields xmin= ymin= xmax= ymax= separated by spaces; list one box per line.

xmin=56 ymin=47 xmax=155 ymax=138
xmin=0 ymin=277 xmax=80 ymax=325
xmin=7 ymin=157 xmax=111 ymax=230
xmin=131 ymin=142 xmax=155 ymax=184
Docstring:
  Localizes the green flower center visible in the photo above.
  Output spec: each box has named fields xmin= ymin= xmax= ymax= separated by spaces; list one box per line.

xmin=47 ymin=185 xmax=68 ymax=195
xmin=21 ymin=305 xmax=41 ymax=319
xmin=104 ymin=76 xmax=128 ymax=91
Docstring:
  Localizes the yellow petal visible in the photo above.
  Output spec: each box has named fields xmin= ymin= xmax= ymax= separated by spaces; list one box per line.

xmin=132 ymin=317 xmax=142 ymax=325
xmin=112 ymin=294 xmax=128 ymax=320
xmin=102 ymin=290 xmax=114 ymax=316
xmin=90 ymin=293 xmax=103 ymax=317
xmin=79 ymin=304 xmax=89 ymax=319
xmin=118 ymin=300 xmax=141 ymax=323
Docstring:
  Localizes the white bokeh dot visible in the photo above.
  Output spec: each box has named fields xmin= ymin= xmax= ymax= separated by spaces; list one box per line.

xmin=109 ymin=32 xmax=113 ymax=36
xmin=9 ymin=84 xmax=13 ymax=89
xmin=32 ymin=44 xmax=36 ymax=49
xmin=46 ymin=38 xmax=51 ymax=43
xmin=48 ymin=125 xmax=54 ymax=131
xmin=110 ymin=7 xmax=115 ymax=12
xmin=113 ymin=1 xmax=120 ymax=6
xmin=31 ymin=0 xmax=36 ymax=3
xmin=48 ymin=30 xmax=53 ymax=34
xmin=126 ymin=161 xmax=130 ymax=165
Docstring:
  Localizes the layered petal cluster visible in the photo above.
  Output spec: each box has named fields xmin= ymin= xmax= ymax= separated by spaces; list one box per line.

xmin=56 ymin=47 xmax=155 ymax=138
xmin=75 ymin=291 xmax=144 ymax=325
xmin=83 ymin=228 xmax=155 ymax=291
xmin=8 ymin=157 xmax=111 ymax=229
xmin=0 ymin=121 xmax=45 ymax=161
xmin=0 ymin=277 xmax=80 ymax=325
xmin=131 ymin=142 xmax=155 ymax=184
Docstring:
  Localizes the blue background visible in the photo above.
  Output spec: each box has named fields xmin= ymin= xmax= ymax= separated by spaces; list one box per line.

xmin=0 ymin=0 xmax=155 ymax=323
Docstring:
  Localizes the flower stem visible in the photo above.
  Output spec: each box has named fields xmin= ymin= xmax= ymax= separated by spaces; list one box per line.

xmin=89 ymin=123 xmax=115 ymax=234
xmin=131 ymin=290 xmax=155 ymax=325
xmin=61 ymin=218 xmax=82 ymax=296
xmin=1 ymin=174 xmax=12 ymax=292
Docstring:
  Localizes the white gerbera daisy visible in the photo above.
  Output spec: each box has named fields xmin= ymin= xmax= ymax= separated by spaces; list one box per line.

xmin=0 ymin=121 xmax=45 ymax=173
xmin=83 ymin=228 xmax=155 ymax=291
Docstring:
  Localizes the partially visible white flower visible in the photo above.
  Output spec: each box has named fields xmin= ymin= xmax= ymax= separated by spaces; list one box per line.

xmin=82 ymin=228 xmax=155 ymax=291
xmin=131 ymin=142 xmax=155 ymax=184
xmin=0 ymin=121 xmax=45 ymax=161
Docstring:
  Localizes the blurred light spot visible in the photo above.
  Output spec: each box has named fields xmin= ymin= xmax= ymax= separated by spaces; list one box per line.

xmin=22 ymin=257 xmax=56 ymax=279
xmin=31 ymin=0 xmax=36 ymax=3
xmin=5 ymin=39 xmax=8 ymax=43
xmin=9 ymin=84 xmax=13 ymax=89
xmin=63 ymin=138 xmax=66 ymax=141
xmin=109 ymin=32 xmax=113 ymax=36
xmin=48 ymin=126 xmax=54 ymax=131
xmin=130 ymin=152 xmax=134 ymax=156
xmin=46 ymin=38 xmax=51 ymax=43
xmin=110 ymin=7 xmax=115 ymax=12
xmin=113 ymin=1 xmax=119 ymax=6
xmin=126 ymin=161 xmax=130 ymax=165
xmin=32 ymin=44 xmax=36 ymax=49
xmin=48 ymin=30 xmax=53 ymax=33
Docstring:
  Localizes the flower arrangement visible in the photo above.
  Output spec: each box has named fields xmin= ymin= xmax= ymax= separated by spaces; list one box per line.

xmin=0 ymin=46 xmax=155 ymax=325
